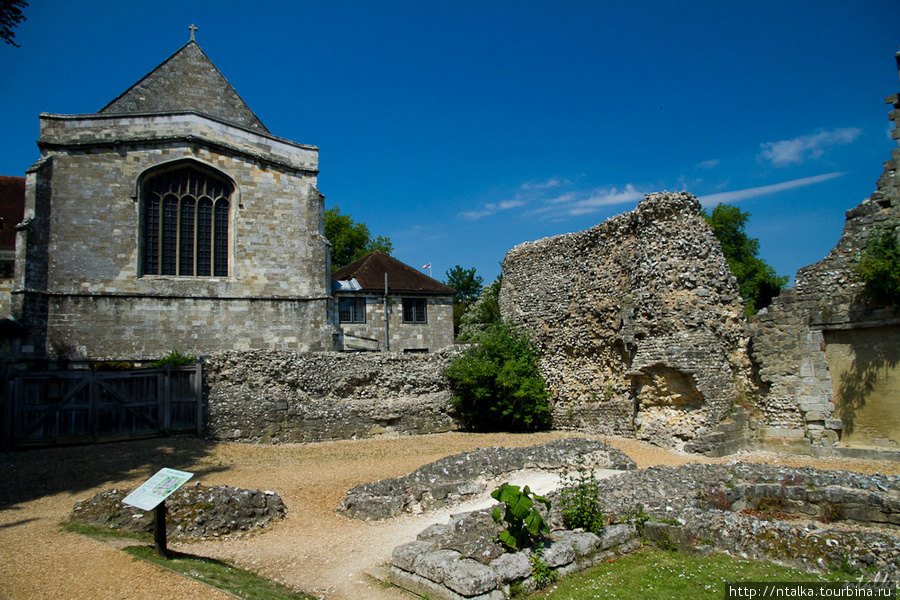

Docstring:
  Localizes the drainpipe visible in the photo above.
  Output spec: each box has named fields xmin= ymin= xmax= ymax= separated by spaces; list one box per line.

xmin=384 ymin=273 xmax=390 ymax=352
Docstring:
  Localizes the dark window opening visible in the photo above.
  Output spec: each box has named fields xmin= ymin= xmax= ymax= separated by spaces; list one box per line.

xmin=141 ymin=165 xmax=232 ymax=277
xmin=339 ymin=297 xmax=366 ymax=323
xmin=402 ymin=298 xmax=427 ymax=324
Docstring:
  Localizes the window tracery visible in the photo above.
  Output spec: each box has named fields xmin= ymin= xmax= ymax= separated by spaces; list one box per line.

xmin=141 ymin=165 xmax=232 ymax=277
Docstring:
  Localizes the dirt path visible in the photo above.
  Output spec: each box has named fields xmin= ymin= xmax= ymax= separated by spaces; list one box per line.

xmin=2 ymin=432 xmax=898 ymax=600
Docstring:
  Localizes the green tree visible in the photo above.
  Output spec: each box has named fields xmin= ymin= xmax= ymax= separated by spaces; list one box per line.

xmin=854 ymin=223 xmax=900 ymax=310
xmin=703 ymin=203 xmax=788 ymax=317
xmin=458 ymin=276 xmax=502 ymax=340
xmin=445 ymin=266 xmax=483 ymax=305
xmin=1 ymin=1 xmax=27 ymax=47
xmin=324 ymin=205 xmax=393 ymax=271
xmin=445 ymin=321 xmax=552 ymax=432
xmin=445 ymin=266 xmax=484 ymax=336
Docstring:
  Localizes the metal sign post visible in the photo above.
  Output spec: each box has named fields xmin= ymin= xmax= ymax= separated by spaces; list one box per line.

xmin=123 ymin=467 xmax=193 ymax=557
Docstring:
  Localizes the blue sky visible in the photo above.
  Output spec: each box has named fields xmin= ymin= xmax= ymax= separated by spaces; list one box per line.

xmin=1 ymin=1 xmax=898 ymax=287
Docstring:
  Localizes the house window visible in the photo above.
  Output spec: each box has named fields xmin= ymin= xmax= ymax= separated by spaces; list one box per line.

xmin=141 ymin=165 xmax=232 ymax=277
xmin=402 ymin=298 xmax=427 ymax=323
xmin=339 ymin=297 xmax=366 ymax=323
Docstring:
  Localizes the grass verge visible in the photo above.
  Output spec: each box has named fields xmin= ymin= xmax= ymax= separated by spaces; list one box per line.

xmin=125 ymin=545 xmax=316 ymax=600
xmin=62 ymin=522 xmax=315 ymax=600
xmin=526 ymin=547 xmax=875 ymax=600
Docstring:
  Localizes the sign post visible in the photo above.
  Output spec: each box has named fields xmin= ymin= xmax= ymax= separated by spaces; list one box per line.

xmin=123 ymin=467 xmax=193 ymax=557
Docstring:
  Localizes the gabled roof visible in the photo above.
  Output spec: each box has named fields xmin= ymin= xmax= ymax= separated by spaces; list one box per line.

xmin=98 ymin=41 xmax=268 ymax=133
xmin=332 ymin=251 xmax=456 ymax=295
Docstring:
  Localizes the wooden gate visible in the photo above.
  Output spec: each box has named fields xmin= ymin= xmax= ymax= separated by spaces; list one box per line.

xmin=1 ymin=365 xmax=202 ymax=447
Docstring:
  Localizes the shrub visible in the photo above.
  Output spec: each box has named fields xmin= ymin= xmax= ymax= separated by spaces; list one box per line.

xmin=559 ymin=459 xmax=605 ymax=533
xmin=491 ymin=482 xmax=551 ymax=551
xmin=445 ymin=321 xmax=551 ymax=431
xmin=151 ymin=348 xmax=198 ymax=368
xmin=854 ymin=224 xmax=900 ymax=310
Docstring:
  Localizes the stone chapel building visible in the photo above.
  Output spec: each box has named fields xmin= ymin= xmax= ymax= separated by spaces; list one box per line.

xmin=10 ymin=39 xmax=336 ymax=360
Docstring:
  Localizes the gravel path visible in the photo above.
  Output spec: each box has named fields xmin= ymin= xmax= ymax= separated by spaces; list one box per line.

xmin=2 ymin=432 xmax=898 ymax=600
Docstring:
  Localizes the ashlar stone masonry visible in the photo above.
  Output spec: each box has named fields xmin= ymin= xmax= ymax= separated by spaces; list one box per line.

xmin=11 ymin=41 xmax=333 ymax=360
xmin=500 ymin=192 xmax=753 ymax=449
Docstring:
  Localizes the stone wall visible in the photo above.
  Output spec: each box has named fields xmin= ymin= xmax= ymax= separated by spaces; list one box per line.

xmin=500 ymin=192 xmax=753 ymax=449
xmin=337 ymin=294 xmax=455 ymax=353
xmin=204 ymin=349 xmax=461 ymax=443
xmin=13 ymin=111 xmax=334 ymax=359
xmin=748 ymin=70 xmax=900 ymax=449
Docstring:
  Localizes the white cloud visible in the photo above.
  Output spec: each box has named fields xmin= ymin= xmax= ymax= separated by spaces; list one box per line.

xmin=759 ymin=128 xmax=860 ymax=167
xmin=460 ymin=178 xmax=644 ymax=221
xmin=697 ymin=172 xmax=844 ymax=207
xmin=531 ymin=184 xmax=644 ymax=217
xmin=458 ymin=198 xmax=526 ymax=220
xmin=697 ymin=159 xmax=720 ymax=170
xmin=521 ymin=177 xmax=567 ymax=191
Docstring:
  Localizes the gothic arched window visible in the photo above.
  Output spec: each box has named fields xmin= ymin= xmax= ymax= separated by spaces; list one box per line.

xmin=141 ymin=165 xmax=233 ymax=277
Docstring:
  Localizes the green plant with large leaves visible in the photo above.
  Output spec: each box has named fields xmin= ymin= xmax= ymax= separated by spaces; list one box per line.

xmin=445 ymin=321 xmax=551 ymax=432
xmin=491 ymin=482 xmax=551 ymax=551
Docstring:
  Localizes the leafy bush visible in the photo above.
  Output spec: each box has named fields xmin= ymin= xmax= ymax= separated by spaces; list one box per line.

xmin=559 ymin=459 xmax=605 ymax=533
xmin=445 ymin=321 xmax=551 ymax=431
xmin=151 ymin=348 xmax=198 ymax=368
xmin=491 ymin=482 xmax=551 ymax=551
xmin=529 ymin=548 xmax=558 ymax=589
xmin=854 ymin=224 xmax=900 ymax=310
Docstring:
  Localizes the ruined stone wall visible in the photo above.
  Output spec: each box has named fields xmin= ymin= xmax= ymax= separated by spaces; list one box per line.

xmin=748 ymin=73 xmax=900 ymax=449
xmin=204 ymin=349 xmax=462 ymax=443
xmin=500 ymin=192 xmax=753 ymax=449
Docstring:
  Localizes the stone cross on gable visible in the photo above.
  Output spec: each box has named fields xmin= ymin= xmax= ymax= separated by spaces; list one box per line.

xmin=189 ymin=24 xmax=198 ymax=42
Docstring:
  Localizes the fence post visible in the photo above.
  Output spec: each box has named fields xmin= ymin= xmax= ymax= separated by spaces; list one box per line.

xmin=161 ymin=367 xmax=171 ymax=434
xmin=2 ymin=370 xmax=11 ymax=451
xmin=194 ymin=361 xmax=203 ymax=437
xmin=89 ymin=371 xmax=97 ymax=441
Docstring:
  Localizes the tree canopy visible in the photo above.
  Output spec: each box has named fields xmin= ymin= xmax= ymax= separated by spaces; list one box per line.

xmin=854 ymin=223 xmax=900 ymax=311
xmin=444 ymin=266 xmax=485 ymax=337
xmin=703 ymin=203 xmax=787 ymax=316
xmin=1 ymin=1 xmax=27 ymax=47
xmin=445 ymin=266 xmax=483 ymax=306
xmin=324 ymin=205 xmax=393 ymax=271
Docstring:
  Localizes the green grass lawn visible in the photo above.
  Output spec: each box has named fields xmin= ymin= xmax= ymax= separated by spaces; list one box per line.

xmin=125 ymin=545 xmax=316 ymax=600
xmin=527 ymin=547 xmax=875 ymax=600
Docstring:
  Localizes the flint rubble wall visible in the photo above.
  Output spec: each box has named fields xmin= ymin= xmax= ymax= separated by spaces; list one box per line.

xmin=203 ymin=348 xmax=461 ymax=443
xmin=499 ymin=192 xmax=754 ymax=450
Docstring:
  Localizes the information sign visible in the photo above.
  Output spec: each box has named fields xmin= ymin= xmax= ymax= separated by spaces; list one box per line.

xmin=123 ymin=467 xmax=193 ymax=511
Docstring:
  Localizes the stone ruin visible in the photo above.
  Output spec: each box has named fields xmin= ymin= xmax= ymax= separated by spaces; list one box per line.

xmin=375 ymin=440 xmax=899 ymax=599
xmin=496 ymin=49 xmax=900 ymax=453
xmin=69 ymin=483 xmax=286 ymax=541
xmin=500 ymin=191 xmax=754 ymax=451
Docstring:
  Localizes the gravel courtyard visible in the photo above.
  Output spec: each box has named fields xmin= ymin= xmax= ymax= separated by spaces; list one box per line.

xmin=2 ymin=432 xmax=898 ymax=600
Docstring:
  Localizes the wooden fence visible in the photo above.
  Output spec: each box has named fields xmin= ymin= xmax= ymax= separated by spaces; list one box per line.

xmin=1 ymin=365 xmax=203 ymax=448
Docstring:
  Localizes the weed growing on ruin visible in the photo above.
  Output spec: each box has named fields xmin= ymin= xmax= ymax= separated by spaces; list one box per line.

xmin=491 ymin=482 xmax=551 ymax=551
xmin=854 ymin=223 xmax=900 ymax=310
xmin=701 ymin=486 xmax=733 ymax=511
xmin=530 ymin=548 xmax=558 ymax=589
xmin=445 ymin=321 xmax=552 ymax=432
xmin=151 ymin=348 xmax=198 ymax=368
xmin=559 ymin=459 xmax=605 ymax=533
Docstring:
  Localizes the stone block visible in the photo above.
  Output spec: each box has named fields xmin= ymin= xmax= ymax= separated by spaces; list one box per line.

xmin=598 ymin=523 xmax=638 ymax=550
xmin=490 ymin=552 xmax=531 ymax=583
xmin=550 ymin=530 xmax=601 ymax=558
xmin=415 ymin=549 xmax=461 ymax=584
xmin=538 ymin=540 xmax=576 ymax=568
xmin=443 ymin=558 xmax=499 ymax=597
xmin=392 ymin=540 xmax=434 ymax=572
